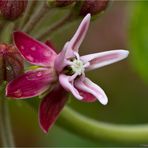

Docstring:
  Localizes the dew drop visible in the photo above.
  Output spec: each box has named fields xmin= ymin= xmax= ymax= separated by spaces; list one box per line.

xmin=26 ymin=74 xmax=36 ymax=80
xmin=43 ymin=51 xmax=50 ymax=57
xmin=26 ymin=55 xmax=34 ymax=62
xmin=31 ymin=47 xmax=36 ymax=51
xmin=37 ymin=71 xmax=42 ymax=77
xmin=14 ymin=89 xmax=22 ymax=97
xmin=21 ymin=46 xmax=24 ymax=50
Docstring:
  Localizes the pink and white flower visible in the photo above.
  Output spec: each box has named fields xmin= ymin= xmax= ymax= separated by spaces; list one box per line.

xmin=6 ymin=14 xmax=129 ymax=133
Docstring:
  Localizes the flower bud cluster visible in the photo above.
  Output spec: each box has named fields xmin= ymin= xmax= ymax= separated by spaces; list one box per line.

xmin=0 ymin=0 xmax=28 ymax=20
xmin=0 ymin=44 xmax=24 ymax=83
xmin=80 ymin=0 xmax=109 ymax=16
xmin=48 ymin=0 xmax=109 ymax=16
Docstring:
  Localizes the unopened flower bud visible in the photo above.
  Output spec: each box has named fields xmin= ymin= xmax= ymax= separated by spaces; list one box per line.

xmin=80 ymin=0 xmax=109 ymax=16
xmin=48 ymin=0 xmax=74 ymax=7
xmin=0 ymin=44 xmax=24 ymax=83
xmin=0 ymin=0 xmax=28 ymax=20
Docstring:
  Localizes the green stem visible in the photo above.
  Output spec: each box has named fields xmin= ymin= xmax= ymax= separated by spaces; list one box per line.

xmin=22 ymin=1 xmax=50 ymax=33
xmin=37 ymin=10 xmax=76 ymax=41
xmin=18 ymin=0 xmax=38 ymax=29
xmin=58 ymin=106 xmax=148 ymax=144
xmin=0 ymin=22 xmax=15 ymax=43
xmin=27 ymin=98 xmax=148 ymax=145
xmin=0 ymin=20 xmax=8 ymax=34
xmin=0 ymin=92 xmax=15 ymax=147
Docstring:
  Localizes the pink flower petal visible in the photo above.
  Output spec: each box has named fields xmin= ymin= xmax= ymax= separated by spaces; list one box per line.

xmin=59 ymin=74 xmax=83 ymax=100
xmin=69 ymin=13 xmax=91 ymax=52
xmin=54 ymin=42 xmax=75 ymax=73
xmin=13 ymin=31 xmax=57 ymax=67
xmin=81 ymin=50 xmax=129 ymax=71
xmin=6 ymin=68 xmax=56 ymax=99
xmin=55 ymin=13 xmax=91 ymax=73
xmin=75 ymin=77 xmax=108 ymax=105
xmin=39 ymin=85 xmax=68 ymax=133
xmin=54 ymin=43 xmax=68 ymax=72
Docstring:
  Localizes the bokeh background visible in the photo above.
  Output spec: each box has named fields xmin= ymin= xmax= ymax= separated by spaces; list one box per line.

xmin=1 ymin=1 xmax=148 ymax=147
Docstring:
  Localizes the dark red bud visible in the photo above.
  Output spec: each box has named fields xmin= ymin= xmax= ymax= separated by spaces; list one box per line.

xmin=80 ymin=0 xmax=109 ymax=16
xmin=53 ymin=0 xmax=74 ymax=7
xmin=0 ymin=0 xmax=28 ymax=20
xmin=0 ymin=44 xmax=24 ymax=83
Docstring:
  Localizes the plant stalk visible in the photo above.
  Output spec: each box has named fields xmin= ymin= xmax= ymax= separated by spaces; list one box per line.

xmin=58 ymin=106 xmax=148 ymax=145
xmin=26 ymin=97 xmax=148 ymax=144
xmin=37 ymin=10 xmax=76 ymax=41
xmin=22 ymin=2 xmax=49 ymax=33
xmin=0 ymin=93 xmax=15 ymax=147
xmin=18 ymin=0 xmax=38 ymax=29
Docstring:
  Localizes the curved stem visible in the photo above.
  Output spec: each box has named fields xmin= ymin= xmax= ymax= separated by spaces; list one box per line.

xmin=58 ymin=106 xmax=148 ymax=144
xmin=37 ymin=10 xmax=76 ymax=41
xmin=22 ymin=2 xmax=50 ymax=33
xmin=0 ymin=90 xmax=15 ymax=147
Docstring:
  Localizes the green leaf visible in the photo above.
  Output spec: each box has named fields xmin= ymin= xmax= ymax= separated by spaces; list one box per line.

xmin=129 ymin=1 xmax=148 ymax=82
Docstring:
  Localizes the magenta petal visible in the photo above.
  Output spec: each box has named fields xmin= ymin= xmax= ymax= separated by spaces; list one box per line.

xmin=77 ymin=89 xmax=96 ymax=102
xmin=39 ymin=85 xmax=68 ymax=133
xmin=6 ymin=68 xmax=56 ymax=99
xmin=81 ymin=50 xmax=129 ymax=71
xmin=75 ymin=77 xmax=108 ymax=105
xmin=13 ymin=31 xmax=57 ymax=67
xmin=45 ymin=40 xmax=57 ymax=52
xmin=69 ymin=14 xmax=90 ymax=52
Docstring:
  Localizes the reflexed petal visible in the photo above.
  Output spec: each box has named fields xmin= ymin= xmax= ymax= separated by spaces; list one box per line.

xmin=59 ymin=74 xmax=83 ymax=100
xmin=39 ymin=85 xmax=68 ymax=133
xmin=81 ymin=50 xmax=129 ymax=71
xmin=69 ymin=14 xmax=91 ymax=52
xmin=77 ymin=89 xmax=96 ymax=102
xmin=6 ymin=68 xmax=56 ymax=99
xmin=13 ymin=31 xmax=57 ymax=67
xmin=75 ymin=77 xmax=108 ymax=105
xmin=55 ymin=13 xmax=91 ymax=71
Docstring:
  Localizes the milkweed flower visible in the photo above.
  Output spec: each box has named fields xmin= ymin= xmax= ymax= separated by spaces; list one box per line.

xmin=6 ymin=14 xmax=129 ymax=133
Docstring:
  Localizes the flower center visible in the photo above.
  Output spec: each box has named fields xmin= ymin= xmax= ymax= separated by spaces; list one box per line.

xmin=71 ymin=59 xmax=85 ymax=75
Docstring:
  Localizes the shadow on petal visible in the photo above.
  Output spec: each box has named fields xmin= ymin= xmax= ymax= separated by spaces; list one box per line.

xmin=39 ymin=84 xmax=68 ymax=133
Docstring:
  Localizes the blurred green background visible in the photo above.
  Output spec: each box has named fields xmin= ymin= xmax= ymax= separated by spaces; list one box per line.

xmin=1 ymin=1 xmax=148 ymax=147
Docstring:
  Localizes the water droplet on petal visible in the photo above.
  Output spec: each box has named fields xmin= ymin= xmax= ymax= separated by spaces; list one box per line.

xmin=37 ymin=71 xmax=42 ymax=77
xmin=31 ymin=47 xmax=36 ymax=51
xmin=14 ymin=89 xmax=22 ymax=97
xmin=43 ymin=51 xmax=50 ymax=57
xmin=26 ymin=73 xmax=36 ymax=80
xmin=26 ymin=55 xmax=34 ymax=62
xmin=21 ymin=46 xmax=24 ymax=50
